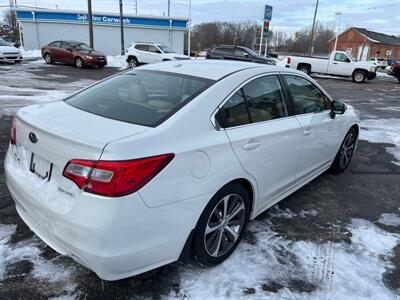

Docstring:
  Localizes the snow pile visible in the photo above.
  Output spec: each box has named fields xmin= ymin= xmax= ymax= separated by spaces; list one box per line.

xmin=20 ymin=48 xmax=42 ymax=59
xmin=378 ymin=213 xmax=400 ymax=227
xmin=106 ymin=55 xmax=128 ymax=69
xmin=168 ymin=218 xmax=399 ymax=299
xmin=360 ymin=118 xmax=400 ymax=166
xmin=0 ymin=224 xmax=76 ymax=296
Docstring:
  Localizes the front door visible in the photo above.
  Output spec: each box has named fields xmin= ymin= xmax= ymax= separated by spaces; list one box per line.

xmin=329 ymin=52 xmax=354 ymax=76
xmin=219 ymin=74 xmax=302 ymax=209
xmin=282 ymin=74 xmax=341 ymax=179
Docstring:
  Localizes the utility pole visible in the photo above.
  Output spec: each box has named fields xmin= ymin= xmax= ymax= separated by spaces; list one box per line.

xmin=134 ymin=0 xmax=138 ymax=14
xmin=168 ymin=0 xmax=170 ymax=16
xmin=87 ymin=0 xmax=94 ymax=48
xmin=187 ymin=0 xmax=191 ymax=56
xmin=308 ymin=0 xmax=319 ymax=56
xmin=119 ymin=0 xmax=125 ymax=55
xmin=333 ymin=11 xmax=342 ymax=52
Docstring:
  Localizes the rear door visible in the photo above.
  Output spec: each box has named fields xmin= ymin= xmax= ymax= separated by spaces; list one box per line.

xmin=135 ymin=44 xmax=151 ymax=63
xmin=219 ymin=74 xmax=302 ymax=209
xmin=147 ymin=45 xmax=162 ymax=62
xmin=60 ymin=41 xmax=75 ymax=64
xmin=48 ymin=41 xmax=62 ymax=61
xmin=282 ymin=74 xmax=341 ymax=179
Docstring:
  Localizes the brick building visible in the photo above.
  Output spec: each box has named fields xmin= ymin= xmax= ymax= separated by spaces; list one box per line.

xmin=328 ymin=27 xmax=400 ymax=61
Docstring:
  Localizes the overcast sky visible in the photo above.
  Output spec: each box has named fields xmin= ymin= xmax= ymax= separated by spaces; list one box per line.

xmin=1 ymin=0 xmax=399 ymax=36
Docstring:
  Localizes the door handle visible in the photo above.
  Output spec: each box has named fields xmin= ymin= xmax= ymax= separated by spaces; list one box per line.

xmin=243 ymin=141 xmax=262 ymax=150
xmin=333 ymin=62 xmax=338 ymax=65
xmin=303 ymin=129 xmax=313 ymax=136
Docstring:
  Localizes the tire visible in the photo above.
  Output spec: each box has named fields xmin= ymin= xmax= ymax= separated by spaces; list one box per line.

xmin=298 ymin=65 xmax=310 ymax=75
xmin=330 ymin=127 xmax=357 ymax=173
xmin=193 ymin=183 xmax=250 ymax=267
xmin=397 ymin=77 xmax=400 ymax=83
xmin=128 ymin=56 xmax=138 ymax=68
xmin=75 ymin=57 xmax=84 ymax=68
xmin=44 ymin=53 xmax=53 ymax=64
xmin=352 ymin=70 xmax=366 ymax=83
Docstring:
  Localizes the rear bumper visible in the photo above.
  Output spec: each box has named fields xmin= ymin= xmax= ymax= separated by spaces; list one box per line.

xmin=367 ymin=72 xmax=376 ymax=80
xmin=4 ymin=148 xmax=198 ymax=280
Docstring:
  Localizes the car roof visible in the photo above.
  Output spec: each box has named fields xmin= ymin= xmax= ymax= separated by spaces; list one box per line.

xmin=133 ymin=60 xmax=288 ymax=81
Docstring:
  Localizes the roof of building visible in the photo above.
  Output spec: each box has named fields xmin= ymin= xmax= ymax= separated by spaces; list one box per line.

xmin=353 ymin=27 xmax=400 ymax=46
xmin=135 ymin=60 xmax=289 ymax=80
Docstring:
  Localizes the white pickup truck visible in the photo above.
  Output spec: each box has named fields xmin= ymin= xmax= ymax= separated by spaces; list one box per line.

xmin=285 ymin=51 xmax=377 ymax=83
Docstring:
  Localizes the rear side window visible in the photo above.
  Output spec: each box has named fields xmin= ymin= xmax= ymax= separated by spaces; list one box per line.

xmin=135 ymin=44 xmax=148 ymax=51
xmin=219 ymin=75 xmax=287 ymax=128
xmin=219 ymin=90 xmax=249 ymax=127
xmin=65 ymin=70 xmax=214 ymax=127
xmin=284 ymin=75 xmax=331 ymax=115
xmin=242 ymin=76 xmax=287 ymax=122
xmin=49 ymin=41 xmax=61 ymax=48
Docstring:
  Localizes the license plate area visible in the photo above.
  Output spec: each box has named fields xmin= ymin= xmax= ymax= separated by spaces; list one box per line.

xmin=29 ymin=153 xmax=53 ymax=181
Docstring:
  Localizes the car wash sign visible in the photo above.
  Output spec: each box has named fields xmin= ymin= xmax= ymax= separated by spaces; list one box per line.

xmin=16 ymin=10 xmax=188 ymax=30
xmin=263 ymin=5 xmax=273 ymax=38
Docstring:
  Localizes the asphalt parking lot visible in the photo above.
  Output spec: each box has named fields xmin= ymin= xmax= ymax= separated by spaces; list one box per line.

xmin=0 ymin=60 xmax=400 ymax=300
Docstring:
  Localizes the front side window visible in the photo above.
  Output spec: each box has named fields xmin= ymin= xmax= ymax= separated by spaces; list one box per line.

xmin=70 ymin=43 xmax=91 ymax=51
xmin=158 ymin=45 xmax=175 ymax=53
xmin=284 ymin=75 xmax=331 ymax=115
xmin=214 ymin=47 xmax=234 ymax=54
xmin=334 ymin=53 xmax=350 ymax=63
xmin=60 ymin=42 xmax=71 ymax=49
xmin=148 ymin=45 xmax=160 ymax=53
xmin=65 ymin=70 xmax=214 ymax=127
xmin=234 ymin=48 xmax=249 ymax=57
xmin=219 ymin=75 xmax=287 ymax=128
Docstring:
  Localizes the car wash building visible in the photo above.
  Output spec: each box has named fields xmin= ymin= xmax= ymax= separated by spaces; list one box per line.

xmin=15 ymin=9 xmax=188 ymax=55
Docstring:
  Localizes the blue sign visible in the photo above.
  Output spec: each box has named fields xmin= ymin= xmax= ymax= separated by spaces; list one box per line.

xmin=264 ymin=5 xmax=273 ymax=21
xmin=16 ymin=10 xmax=188 ymax=30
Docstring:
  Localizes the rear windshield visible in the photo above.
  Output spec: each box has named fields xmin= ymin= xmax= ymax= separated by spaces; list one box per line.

xmin=65 ymin=70 xmax=214 ymax=127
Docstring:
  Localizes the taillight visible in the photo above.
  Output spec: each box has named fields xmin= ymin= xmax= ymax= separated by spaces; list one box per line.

xmin=63 ymin=154 xmax=174 ymax=197
xmin=10 ymin=118 xmax=17 ymax=145
xmin=287 ymin=57 xmax=291 ymax=64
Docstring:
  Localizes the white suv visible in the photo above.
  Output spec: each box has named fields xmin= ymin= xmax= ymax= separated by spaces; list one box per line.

xmin=125 ymin=42 xmax=189 ymax=68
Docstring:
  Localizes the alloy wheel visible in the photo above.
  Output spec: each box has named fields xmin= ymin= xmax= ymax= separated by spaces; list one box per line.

xmin=354 ymin=72 xmax=365 ymax=83
xmin=339 ymin=132 xmax=356 ymax=169
xmin=129 ymin=58 xmax=137 ymax=68
xmin=75 ymin=58 xmax=83 ymax=68
xmin=45 ymin=54 xmax=52 ymax=64
xmin=204 ymin=194 xmax=246 ymax=257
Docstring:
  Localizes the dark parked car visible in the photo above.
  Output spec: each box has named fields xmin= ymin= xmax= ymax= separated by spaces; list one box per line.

xmin=389 ymin=60 xmax=400 ymax=83
xmin=41 ymin=41 xmax=107 ymax=68
xmin=206 ymin=45 xmax=276 ymax=65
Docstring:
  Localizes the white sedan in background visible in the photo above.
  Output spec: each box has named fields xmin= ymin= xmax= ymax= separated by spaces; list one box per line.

xmin=0 ymin=38 xmax=22 ymax=63
xmin=5 ymin=60 xmax=360 ymax=280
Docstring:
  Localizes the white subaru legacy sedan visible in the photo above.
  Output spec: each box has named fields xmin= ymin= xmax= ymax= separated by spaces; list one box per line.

xmin=5 ymin=60 xmax=360 ymax=280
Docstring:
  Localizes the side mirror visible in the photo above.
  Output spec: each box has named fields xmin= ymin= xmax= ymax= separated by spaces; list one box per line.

xmin=14 ymin=42 xmax=21 ymax=48
xmin=345 ymin=58 xmax=351 ymax=63
xmin=156 ymin=50 xmax=162 ymax=54
xmin=330 ymin=100 xmax=346 ymax=119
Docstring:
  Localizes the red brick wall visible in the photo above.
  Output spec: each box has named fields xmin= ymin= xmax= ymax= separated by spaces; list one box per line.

xmin=328 ymin=28 xmax=400 ymax=60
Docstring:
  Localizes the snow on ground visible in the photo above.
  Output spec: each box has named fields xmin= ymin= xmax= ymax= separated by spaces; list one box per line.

xmin=0 ymin=224 xmax=76 ymax=297
xmin=106 ymin=55 xmax=128 ymax=69
xmin=167 ymin=217 xmax=399 ymax=300
xmin=360 ymin=118 xmax=400 ymax=166
xmin=379 ymin=213 xmax=400 ymax=227
xmin=20 ymin=48 xmax=42 ymax=59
